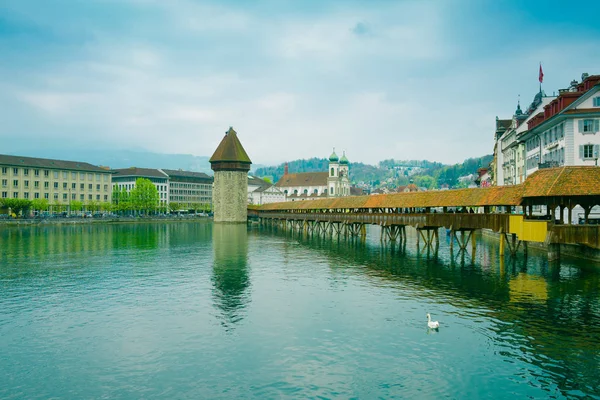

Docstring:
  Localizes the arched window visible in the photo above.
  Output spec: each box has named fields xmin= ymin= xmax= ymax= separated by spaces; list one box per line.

xmin=294 ymin=189 xmax=298 ymax=195
xmin=331 ymin=168 xmax=335 ymax=176
xmin=303 ymin=189 xmax=308 ymax=194
xmin=330 ymin=187 xmax=334 ymax=195
xmin=284 ymin=190 xmax=288 ymax=194
xmin=314 ymin=189 xmax=318 ymax=194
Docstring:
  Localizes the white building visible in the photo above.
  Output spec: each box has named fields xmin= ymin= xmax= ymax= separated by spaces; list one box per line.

xmin=498 ymin=93 xmax=556 ymax=186
xmin=275 ymin=149 xmax=351 ymax=201
xmin=519 ymin=74 xmax=600 ymax=178
xmin=247 ymin=175 xmax=286 ymax=205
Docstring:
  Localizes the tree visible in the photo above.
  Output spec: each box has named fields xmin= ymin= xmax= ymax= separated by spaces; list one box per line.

xmin=130 ymin=178 xmax=159 ymax=215
xmin=169 ymin=202 xmax=181 ymax=213
xmin=31 ymin=198 xmax=49 ymax=212
xmin=71 ymin=200 xmax=83 ymax=214
xmin=1 ymin=198 xmax=32 ymax=217
xmin=87 ymin=200 xmax=99 ymax=212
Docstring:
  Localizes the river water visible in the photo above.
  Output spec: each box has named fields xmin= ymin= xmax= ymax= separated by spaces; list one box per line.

xmin=0 ymin=222 xmax=599 ymax=399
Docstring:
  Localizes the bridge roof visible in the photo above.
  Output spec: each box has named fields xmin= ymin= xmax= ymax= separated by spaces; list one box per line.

xmin=522 ymin=166 xmax=600 ymax=197
xmin=259 ymin=185 xmax=523 ymax=211
xmin=256 ymin=167 xmax=600 ymax=212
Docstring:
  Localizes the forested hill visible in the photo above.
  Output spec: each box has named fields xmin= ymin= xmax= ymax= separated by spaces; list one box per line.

xmin=253 ymin=155 xmax=493 ymax=190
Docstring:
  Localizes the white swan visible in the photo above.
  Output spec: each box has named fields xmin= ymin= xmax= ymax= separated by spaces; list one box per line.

xmin=427 ymin=313 xmax=440 ymax=329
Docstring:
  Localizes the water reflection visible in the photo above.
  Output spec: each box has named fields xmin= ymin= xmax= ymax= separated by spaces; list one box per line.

xmin=261 ymin=226 xmax=600 ymax=398
xmin=211 ymin=224 xmax=250 ymax=331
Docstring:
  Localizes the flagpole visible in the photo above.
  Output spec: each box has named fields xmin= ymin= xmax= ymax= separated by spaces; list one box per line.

xmin=539 ymin=62 xmax=542 ymax=94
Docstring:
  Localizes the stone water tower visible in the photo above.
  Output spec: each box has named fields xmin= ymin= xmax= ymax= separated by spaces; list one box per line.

xmin=209 ymin=127 xmax=252 ymax=223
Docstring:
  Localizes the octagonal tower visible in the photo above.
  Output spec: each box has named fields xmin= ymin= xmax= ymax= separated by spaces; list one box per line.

xmin=209 ymin=127 xmax=252 ymax=223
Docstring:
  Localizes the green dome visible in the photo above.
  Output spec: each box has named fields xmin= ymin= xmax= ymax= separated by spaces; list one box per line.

xmin=329 ymin=149 xmax=339 ymax=162
xmin=340 ymin=152 xmax=349 ymax=165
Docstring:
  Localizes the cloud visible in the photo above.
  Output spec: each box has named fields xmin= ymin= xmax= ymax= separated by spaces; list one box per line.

xmin=2 ymin=0 xmax=600 ymax=168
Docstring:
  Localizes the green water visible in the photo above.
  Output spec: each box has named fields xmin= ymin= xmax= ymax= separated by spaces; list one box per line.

xmin=0 ymin=222 xmax=599 ymax=399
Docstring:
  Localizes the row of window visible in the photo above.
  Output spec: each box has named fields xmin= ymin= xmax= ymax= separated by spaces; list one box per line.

xmin=1 ymin=180 xmax=109 ymax=191
xmin=526 ymin=154 xmax=541 ymax=170
xmin=545 ymin=147 xmax=565 ymax=164
xmin=1 ymin=192 xmax=109 ymax=201
xmin=0 ymin=167 xmax=109 ymax=181
xmin=526 ymin=136 xmax=541 ymax=152
xmin=170 ymin=196 xmax=212 ymax=202
xmin=115 ymin=183 xmax=168 ymax=192
xmin=543 ymin=123 xmax=564 ymax=146
xmin=171 ymin=183 xmax=211 ymax=189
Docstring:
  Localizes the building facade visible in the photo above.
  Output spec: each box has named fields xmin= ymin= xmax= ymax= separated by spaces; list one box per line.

xmin=162 ymin=169 xmax=213 ymax=210
xmin=0 ymin=154 xmax=112 ymax=211
xmin=248 ymin=175 xmax=286 ymax=205
xmin=497 ymin=93 xmax=555 ymax=186
xmin=275 ymin=149 xmax=351 ymax=201
xmin=111 ymin=168 xmax=170 ymax=208
xmin=519 ymin=74 xmax=600 ymax=178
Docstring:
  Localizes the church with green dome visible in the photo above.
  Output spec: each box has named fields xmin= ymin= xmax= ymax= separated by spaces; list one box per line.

xmin=275 ymin=148 xmax=351 ymax=201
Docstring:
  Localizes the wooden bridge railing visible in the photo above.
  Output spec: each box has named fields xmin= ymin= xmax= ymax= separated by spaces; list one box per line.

xmin=257 ymin=212 xmax=511 ymax=233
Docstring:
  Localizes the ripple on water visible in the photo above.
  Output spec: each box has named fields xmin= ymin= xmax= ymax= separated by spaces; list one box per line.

xmin=1 ymin=223 xmax=599 ymax=399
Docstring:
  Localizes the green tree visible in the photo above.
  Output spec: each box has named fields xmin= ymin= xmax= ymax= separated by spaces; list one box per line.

xmin=169 ymin=202 xmax=181 ymax=213
xmin=71 ymin=200 xmax=83 ymax=214
xmin=31 ymin=198 xmax=49 ymax=212
xmin=87 ymin=200 xmax=99 ymax=212
xmin=130 ymin=178 xmax=159 ymax=215
xmin=1 ymin=198 xmax=32 ymax=217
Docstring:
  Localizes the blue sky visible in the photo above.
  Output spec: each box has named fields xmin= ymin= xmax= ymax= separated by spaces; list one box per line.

xmin=1 ymin=0 xmax=599 ymax=165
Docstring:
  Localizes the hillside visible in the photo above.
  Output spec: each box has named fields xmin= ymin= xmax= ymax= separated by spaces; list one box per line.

xmin=254 ymin=155 xmax=493 ymax=190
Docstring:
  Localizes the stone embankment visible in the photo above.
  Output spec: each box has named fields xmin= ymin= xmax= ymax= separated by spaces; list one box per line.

xmin=0 ymin=215 xmax=212 ymax=226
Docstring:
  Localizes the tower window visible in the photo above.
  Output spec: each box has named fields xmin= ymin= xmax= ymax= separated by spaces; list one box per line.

xmin=330 ymin=168 xmax=335 ymax=177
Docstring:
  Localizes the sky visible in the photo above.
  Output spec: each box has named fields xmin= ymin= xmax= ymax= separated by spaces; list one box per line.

xmin=1 ymin=0 xmax=600 ymax=166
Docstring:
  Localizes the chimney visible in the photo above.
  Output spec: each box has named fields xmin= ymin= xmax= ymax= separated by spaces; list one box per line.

xmin=284 ymin=162 xmax=289 ymax=176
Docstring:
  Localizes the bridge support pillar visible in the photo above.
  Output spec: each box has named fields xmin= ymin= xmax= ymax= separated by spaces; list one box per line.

xmin=548 ymin=243 xmax=560 ymax=262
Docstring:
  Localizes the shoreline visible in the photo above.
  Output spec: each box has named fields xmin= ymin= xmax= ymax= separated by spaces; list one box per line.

xmin=0 ymin=216 xmax=213 ymax=227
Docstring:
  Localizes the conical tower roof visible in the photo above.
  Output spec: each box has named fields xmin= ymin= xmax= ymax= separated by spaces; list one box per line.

xmin=340 ymin=151 xmax=349 ymax=165
xmin=329 ymin=148 xmax=339 ymax=162
xmin=210 ymin=127 xmax=252 ymax=172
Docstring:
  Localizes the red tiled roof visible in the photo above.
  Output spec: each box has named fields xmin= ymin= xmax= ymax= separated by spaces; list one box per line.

xmin=256 ymin=167 xmax=600 ymax=212
xmin=522 ymin=166 xmax=600 ymax=197
xmin=275 ymin=172 xmax=328 ymax=187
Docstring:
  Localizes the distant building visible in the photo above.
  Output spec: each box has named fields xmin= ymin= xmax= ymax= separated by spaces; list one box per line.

xmin=162 ymin=169 xmax=213 ymax=210
xmin=111 ymin=168 xmax=170 ymax=208
xmin=0 ymin=153 xmax=112 ymax=211
xmin=275 ymin=149 xmax=351 ymax=201
xmin=248 ymin=175 xmax=285 ymax=205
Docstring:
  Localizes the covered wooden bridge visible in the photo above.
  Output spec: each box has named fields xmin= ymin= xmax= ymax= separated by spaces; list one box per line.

xmin=249 ymin=167 xmax=600 ymax=260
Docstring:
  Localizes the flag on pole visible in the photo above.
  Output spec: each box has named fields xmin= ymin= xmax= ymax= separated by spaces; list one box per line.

xmin=539 ymin=64 xmax=544 ymax=83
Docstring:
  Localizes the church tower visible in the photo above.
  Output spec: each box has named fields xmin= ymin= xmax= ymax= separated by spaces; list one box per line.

xmin=327 ymin=148 xmax=339 ymax=197
xmin=339 ymin=151 xmax=350 ymax=196
xmin=209 ymin=127 xmax=252 ymax=223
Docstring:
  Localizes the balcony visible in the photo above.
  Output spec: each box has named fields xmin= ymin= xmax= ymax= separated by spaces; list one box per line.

xmin=538 ymin=161 xmax=560 ymax=169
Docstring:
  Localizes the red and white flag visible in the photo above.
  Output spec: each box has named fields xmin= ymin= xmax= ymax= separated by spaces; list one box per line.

xmin=539 ymin=64 xmax=544 ymax=83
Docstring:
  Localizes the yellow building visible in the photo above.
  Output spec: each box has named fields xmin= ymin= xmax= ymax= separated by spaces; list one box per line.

xmin=0 ymin=154 xmax=112 ymax=211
